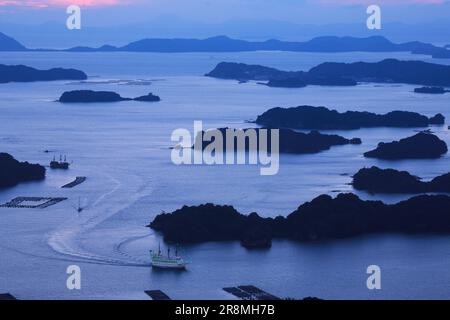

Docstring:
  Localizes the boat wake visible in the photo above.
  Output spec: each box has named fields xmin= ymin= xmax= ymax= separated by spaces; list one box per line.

xmin=47 ymin=170 xmax=153 ymax=267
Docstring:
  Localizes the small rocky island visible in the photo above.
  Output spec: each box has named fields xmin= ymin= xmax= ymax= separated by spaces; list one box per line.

xmin=149 ymin=193 xmax=450 ymax=244
xmin=0 ymin=153 xmax=45 ymax=188
xmin=353 ymin=166 xmax=450 ymax=194
xmin=206 ymin=59 xmax=450 ymax=87
xmin=414 ymin=87 xmax=448 ymax=94
xmin=363 ymin=132 xmax=448 ymax=159
xmin=193 ymin=128 xmax=361 ymax=154
xmin=255 ymin=105 xmax=444 ymax=130
xmin=133 ymin=92 xmax=161 ymax=102
xmin=58 ymin=90 xmax=161 ymax=103
xmin=0 ymin=64 xmax=87 ymax=83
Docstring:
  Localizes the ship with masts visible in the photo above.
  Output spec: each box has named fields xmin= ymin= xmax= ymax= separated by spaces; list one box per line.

xmin=50 ymin=155 xmax=70 ymax=169
xmin=150 ymin=244 xmax=187 ymax=270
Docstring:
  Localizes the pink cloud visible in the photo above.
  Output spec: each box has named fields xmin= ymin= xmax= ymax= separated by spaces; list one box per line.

xmin=0 ymin=0 xmax=446 ymax=8
xmin=0 ymin=1 xmax=47 ymax=8
xmin=0 ymin=0 xmax=123 ymax=7
xmin=51 ymin=0 xmax=120 ymax=5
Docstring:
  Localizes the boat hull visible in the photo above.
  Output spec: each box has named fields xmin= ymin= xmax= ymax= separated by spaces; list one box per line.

xmin=50 ymin=162 xmax=69 ymax=169
xmin=151 ymin=263 xmax=186 ymax=270
xmin=150 ymin=250 xmax=187 ymax=270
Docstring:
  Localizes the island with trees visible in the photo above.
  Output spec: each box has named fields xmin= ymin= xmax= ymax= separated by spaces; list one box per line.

xmin=0 ymin=64 xmax=87 ymax=83
xmin=255 ymin=105 xmax=444 ymax=130
xmin=207 ymin=59 xmax=450 ymax=87
xmin=353 ymin=166 xmax=450 ymax=194
xmin=192 ymin=128 xmax=361 ymax=154
xmin=0 ymin=153 xmax=45 ymax=189
xmin=58 ymin=90 xmax=161 ymax=103
xmin=363 ymin=132 xmax=448 ymax=159
xmin=149 ymin=193 xmax=450 ymax=245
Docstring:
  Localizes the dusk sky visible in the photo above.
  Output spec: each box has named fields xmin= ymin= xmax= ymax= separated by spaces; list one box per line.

xmin=1 ymin=0 xmax=449 ymax=25
xmin=0 ymin=0 xmax=449 ymax=47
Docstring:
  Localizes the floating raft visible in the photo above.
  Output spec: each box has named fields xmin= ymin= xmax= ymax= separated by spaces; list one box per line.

xmin=223 ymin=285 xmax=280 ymax=300
xmin=145 ymin=290 xmax=171 ymax=300
xmin=0 ymin=293 xmax=17 ymax=300
xmin=62 ymin=176 xmax=87 ymax=188
xmin=0 ymin=197 xmax=67 ymax=209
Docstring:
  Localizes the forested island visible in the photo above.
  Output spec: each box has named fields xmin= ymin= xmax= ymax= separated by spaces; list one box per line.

xmin=193 ymin=128 xmax=361 ymax=154
xmin=363 ymin=132 xmax=447 ymax=159
xmin=149 ymin=193 xmax=450 ymax=245
xmin=255 ymin=106 xmax=444 ymax=130
xmin=353 ymin=166 xmax=450 ymax=194
xmin=0 ymin=153 xmax=45 ymax=188
xmin=0 ymin=64 xmax=87 ymax=83
xmin=207 ymin=59 xmax=450 ymax=87
xmin=206 ymin=62 xmax=356 ymax=87
xmin=58 ymin=90 xmax=161 ymax=103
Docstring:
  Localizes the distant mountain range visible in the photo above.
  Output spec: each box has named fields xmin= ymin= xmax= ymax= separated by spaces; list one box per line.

xmin=1 ymin=32 xmax=449 ymax=59
xmin=0 ymin=32 xmax=26 ymax=51
xmin=67 ymin=35 xmax=450 ymax=59
xmin=1 ymin=19 xmax=449 ymax=48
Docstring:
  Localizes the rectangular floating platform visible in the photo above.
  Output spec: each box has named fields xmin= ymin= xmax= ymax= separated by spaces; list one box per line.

xmin=0 ymin=293 xmax=17 ymax=300
xmin=223 ymin=287 xmax=252 ymax=299
xmin=0 ymin=197 xmax=68 ymax=209
xmin=223 ymin=285 xmax=280 ymax=300
xmin=145 ymin=290 xmax=171 ymax=300
xmin=61 ymin=176 xmax=87 ymax=188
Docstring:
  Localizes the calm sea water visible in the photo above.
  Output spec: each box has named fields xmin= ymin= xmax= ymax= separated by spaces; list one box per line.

xmin=1 ymin=51 xmax=450 ymax=299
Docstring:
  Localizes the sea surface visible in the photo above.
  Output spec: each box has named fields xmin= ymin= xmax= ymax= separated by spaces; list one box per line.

xmin=1 ymin=51 xmax=450 ymax=299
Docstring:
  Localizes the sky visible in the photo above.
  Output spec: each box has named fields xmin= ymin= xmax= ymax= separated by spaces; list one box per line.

xmin=0 ymin=0 xmax=449 ymax=47
xmin=1 ymin=0 xmax=449 ymax=25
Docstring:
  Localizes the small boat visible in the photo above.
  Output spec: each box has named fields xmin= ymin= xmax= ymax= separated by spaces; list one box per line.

xmin=150 ymin=244 xmax=187 ymax=270
xmin=50 ymin=155 xmax=70 ymax=169
xmin=76 ymin=197 xmax=84 ymax=213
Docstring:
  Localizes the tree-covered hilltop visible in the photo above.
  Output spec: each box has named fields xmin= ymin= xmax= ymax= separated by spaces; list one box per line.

xmin=0 ymin=153 xmax=45 ymax=189
xmin=149 ymin=194 xmax=450 ymax=246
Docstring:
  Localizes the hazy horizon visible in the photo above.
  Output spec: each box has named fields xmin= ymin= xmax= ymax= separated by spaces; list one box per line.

xmin=0 ymin=0 xmax=449 ymax=47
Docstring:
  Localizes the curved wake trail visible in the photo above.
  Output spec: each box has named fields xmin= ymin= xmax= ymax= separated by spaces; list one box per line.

xmin=47 ymin=170 xmax=153 ymax=267
xmin=112 ymin=234 xmax=153 ymax=266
